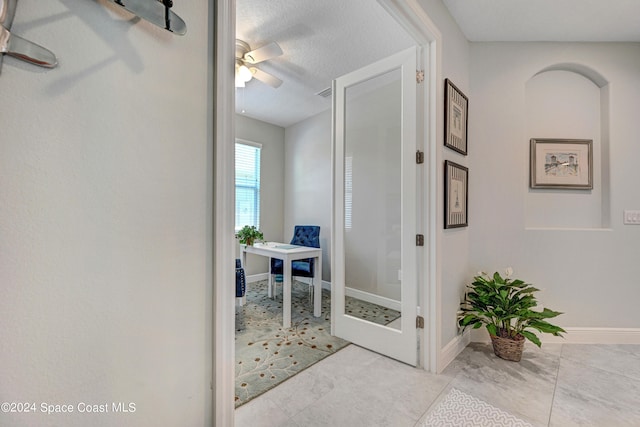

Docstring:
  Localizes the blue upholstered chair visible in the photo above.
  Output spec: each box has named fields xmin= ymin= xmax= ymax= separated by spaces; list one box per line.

xmin=270 ymin=225 xmax=320 ymax=302
xmin=236 ymin=259 xmax=246 ymax=306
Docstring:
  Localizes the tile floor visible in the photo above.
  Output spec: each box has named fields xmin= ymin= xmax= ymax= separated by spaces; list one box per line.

xmin=235 ymin=342 xmax=640 ymax=426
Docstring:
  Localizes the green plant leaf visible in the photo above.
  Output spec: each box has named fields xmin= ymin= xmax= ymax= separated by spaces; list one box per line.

xmin=460 ymin=269 xmax=565 ymax=347
xmin=460 ymin=315 xmax=479 ymax=327
xmin=537 ymin=308 xmax=563 ymax=319
xmin=528 ymin=320 xmax=566 ymax=335
xmin=529 ymin=309 xmax=557 ymax=319
xmin=520 ymin=330 xmax=541 ymax=347
xmin=514 ymin=286 xmax=540 ymax=297
xmin=486 ymin=323 xmax=498 ymax=336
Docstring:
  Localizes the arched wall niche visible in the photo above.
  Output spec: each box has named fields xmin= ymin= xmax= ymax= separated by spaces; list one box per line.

xmin=534 ymin=62 xmax=608 ymax=88
xmin=525 ymin=63 xmax=611 ymax=229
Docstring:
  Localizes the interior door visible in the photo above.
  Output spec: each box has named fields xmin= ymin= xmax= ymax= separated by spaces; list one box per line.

xmin=331 ymin=47 xmax=418 ymax=366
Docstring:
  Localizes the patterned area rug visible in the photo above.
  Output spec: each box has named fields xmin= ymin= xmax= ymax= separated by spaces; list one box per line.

xmin=422 ymin=388 xmax=533 ymax=427
xmin=235 ymin=279 xmax=400 ymax=407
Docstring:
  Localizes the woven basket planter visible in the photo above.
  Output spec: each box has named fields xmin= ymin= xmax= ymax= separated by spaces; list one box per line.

xmin=490 ymin=333 xmax=525 ymax=362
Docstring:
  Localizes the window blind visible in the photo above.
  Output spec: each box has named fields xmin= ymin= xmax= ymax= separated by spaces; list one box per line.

xmin=235 ymin=141 xmax=261 ymax=231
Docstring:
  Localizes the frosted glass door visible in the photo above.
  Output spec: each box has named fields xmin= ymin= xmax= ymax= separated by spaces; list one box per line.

xmin=332 ymin=47 xmax=417 ymax=366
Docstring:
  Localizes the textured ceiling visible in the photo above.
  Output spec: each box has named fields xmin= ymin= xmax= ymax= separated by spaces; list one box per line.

xmin=442 ymin=0 xmax=640 ymax=42
xmin=236 ymin=0 xmax=414 ymax=128
xmin=237 ymin=0 xmax=640 ymax=128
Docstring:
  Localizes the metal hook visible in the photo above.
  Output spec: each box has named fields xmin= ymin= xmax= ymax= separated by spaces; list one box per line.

xmin=163 ymin=0 xmax=173 ymax=32
xmin=106 ymin=0 xmax=186 ymax=35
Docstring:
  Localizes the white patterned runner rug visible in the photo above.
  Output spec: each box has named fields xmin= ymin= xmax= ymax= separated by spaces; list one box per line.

xmin=423 ymin=388 xmax=533 ymax=427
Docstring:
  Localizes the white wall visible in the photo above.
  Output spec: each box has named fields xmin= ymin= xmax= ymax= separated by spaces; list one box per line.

xmin=525 ymin=70 xmax=606 ymax=229
xmin=469 ymin=43 xmax=640 ymax=329
xmin=0 ymin=2 xmax=212 ymax=426
xmin=419 ymin=0 xmax=472 ymax=350
xmin=284 ymin=110 xmax=332 ymax=281
xmin=235 ymin=114 xmax=285 ymax=275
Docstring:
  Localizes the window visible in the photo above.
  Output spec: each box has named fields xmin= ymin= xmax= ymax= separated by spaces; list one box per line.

xmin=235 ymin=140 xmax=261 ymax=231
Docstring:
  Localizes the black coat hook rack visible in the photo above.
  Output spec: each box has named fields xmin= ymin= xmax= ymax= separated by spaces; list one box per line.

xmin=108 ymin=0 xmax=187 ymax=35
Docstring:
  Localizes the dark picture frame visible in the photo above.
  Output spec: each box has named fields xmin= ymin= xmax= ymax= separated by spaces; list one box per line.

xmin=444 ymin=78 xmax=469 ymax=155
xmin=530 ymin=138 xmax=593 ymax=189
xmin=444 ymin=160 xmax=468 ymax=229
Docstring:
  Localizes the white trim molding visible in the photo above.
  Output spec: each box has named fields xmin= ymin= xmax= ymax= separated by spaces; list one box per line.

xmin=213 ymin=0 xmax=236 ymax=425
xmin=248 ymin=277 xmax=402 ymax=313
xmin=378 ymin=0 xmax=443 ymax=375
xmin=246 ymin=273 xmax=270 ymax=283
xmin=470 ymin=327 xmax=640 ymax=345
xmin=438 ymin=327 xmax=640 ymax=373
xmin=247 ymin=279 xmax=402 ymax=313
xmin=246 ymin=275 xmax=332 ymax=290
xmin=345 ymin=287 xmax=402 ymax=312
xmin=439 ymin=330 xmax=471 ymax=373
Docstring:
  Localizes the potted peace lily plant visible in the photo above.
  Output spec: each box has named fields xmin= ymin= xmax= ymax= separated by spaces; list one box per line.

xmin=458 ymin=268 xmax=566 ymax=362
xmin=236 ymin=225 xmax=264 ymax=246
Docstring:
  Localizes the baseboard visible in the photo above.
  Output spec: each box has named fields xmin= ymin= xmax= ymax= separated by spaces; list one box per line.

xmin=470 ymin=327 xmax=640 ymax=345
xmin=246 ymin=274 xmax=332 ymax=291
xmin=246 ymin=277 xmax=400 ymax=311
xmin=246 ymin=273 xmax=269 ymax=283
xmin=438 ymin=330 xmax=470 ymax=373
xmin=289 ymin=277 xmax=332 ymax=291
xmin=345 ymin=287 xmax=401 ymax=311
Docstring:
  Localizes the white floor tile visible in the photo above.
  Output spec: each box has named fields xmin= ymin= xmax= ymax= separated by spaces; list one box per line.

xmin=235 ymin=394 xmax=292 ymax=427
xmin=549 ymin=357 xmax=640 ymax=426
xmin=289 ymin=383 xmax=417 ymax=427
xmin=444 ymin=343 xmax=560 ymax=425
xmin=263 ymin=368 xmax=339 ymax=418
xmin=235 ymin=342 xmax=639 ymax=427
xmin=560 ymin=344 xmax=640 ymax=382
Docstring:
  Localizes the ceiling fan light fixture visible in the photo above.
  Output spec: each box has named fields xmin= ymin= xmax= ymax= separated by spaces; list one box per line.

xmin=235 ymin=39 xmax=283 ymax=89
xmin=238 ymin=64 xmax=253 ymax=82
xmin=235 ymin=59 xmax=253 ymax=87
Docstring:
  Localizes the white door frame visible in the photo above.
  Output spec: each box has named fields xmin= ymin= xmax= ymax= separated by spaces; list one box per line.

xmin=377 ymin=0 xmax=442 ymax=374
xmin=213 ymin=0 xmax=441 ymax=423
xmin=213 ymin=0 xmax=236 ymax=425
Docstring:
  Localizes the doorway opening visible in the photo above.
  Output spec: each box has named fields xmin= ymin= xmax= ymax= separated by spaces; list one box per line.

xmin=215 ymin=0 xmax=442 ymax=423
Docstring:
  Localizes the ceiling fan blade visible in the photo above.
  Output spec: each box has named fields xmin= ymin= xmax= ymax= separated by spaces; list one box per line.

xmin=243 ymin=42 xmax=283 ymax=64
xmin=250 ymin=67 xmax=283 ymax=88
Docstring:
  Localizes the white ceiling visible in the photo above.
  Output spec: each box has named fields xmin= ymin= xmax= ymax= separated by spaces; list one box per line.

xmin=237 ymin=0 xmax=640 ymax=128
xmin=442 ymin=0 xmax=640 ymax=42
xmin=236 ymin=0 xmax=414 ymax=128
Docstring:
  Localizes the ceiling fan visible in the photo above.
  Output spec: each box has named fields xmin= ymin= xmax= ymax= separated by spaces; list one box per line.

xmin=235 ymin=39 xmax=283 ymax=88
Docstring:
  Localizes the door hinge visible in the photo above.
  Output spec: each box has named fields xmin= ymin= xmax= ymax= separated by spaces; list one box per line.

xmin=416 ymin=70 xmax=425 ymax=84
xmin=416 ymin=315 xmax=424 ymax=329
xmin=416 ymin=150 xmax=424 ymax=164
xmin=416 ymin=234 xmax=424 ymax=246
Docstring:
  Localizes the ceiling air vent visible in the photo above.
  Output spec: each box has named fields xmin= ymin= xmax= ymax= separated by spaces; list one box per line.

xmin=315 ymin=87 xmax=332 ymax=98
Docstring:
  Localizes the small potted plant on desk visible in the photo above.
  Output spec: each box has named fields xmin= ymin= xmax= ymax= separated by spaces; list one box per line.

xmin=458 ymin=268 xmax=566 ymax=362
xmin=236 ymin=225 xmax=264 ymax=246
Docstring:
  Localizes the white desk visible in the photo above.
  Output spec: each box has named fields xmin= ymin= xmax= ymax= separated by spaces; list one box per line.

xmin=241 ymin=242 xmax=322 ymax=328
